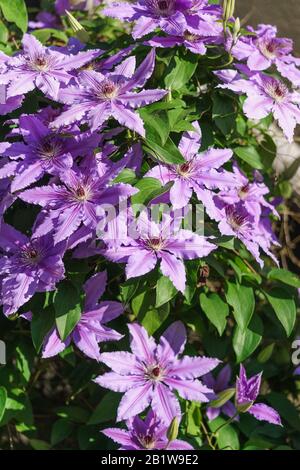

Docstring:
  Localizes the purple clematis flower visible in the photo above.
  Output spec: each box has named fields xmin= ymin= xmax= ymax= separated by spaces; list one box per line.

xmin=102 ymin=0 xmax=222 ymax=40
xmin=52 ymin=50 xmax=167 ymax=136
xmin=146 ymin=121 xmax=236 ymax=210
xmin=147 ymin=27 xmax=207 ymax=54
xmin=203 ymin=192 xmax=278 ymax=267
xmin=236 ymin=365 xmax=282 ymax=426
xmin=95 ymin=321 xmax=220 ymax=423
xmin=231 ymin=24 xmax=300 ymax=85
xmin=0 ymin=223 xmax=66 ymax=316
xmin=0 ymin=34 xmax=102 ymax=100
xmin=102 ymin=409 xmax=193 ymax=450
xmin=29 ymin=12 xmax=61 ymax=30
xmin=103 ymin=211 xmax=216 ymax=293
xmin=19 ymin=166 xmax=137 ymax=244
xmin=41 ymin=270 xmax=123 ymax=361
xmin=218 ymin=164 xmax=278 ymax=224
xmin=0 ymin=113 xmax=101 ymax=192
xmin=203 ymin=364 xmax=237 ymax=422
xmin=219 ymin=72 xmax=300 ymax=142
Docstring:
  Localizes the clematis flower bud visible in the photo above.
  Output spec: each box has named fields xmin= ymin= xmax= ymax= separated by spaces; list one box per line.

xmin=167 ymin=417 xmax=179 ymax=442
xmin=65 ymin=10 xmax=90 ymax=43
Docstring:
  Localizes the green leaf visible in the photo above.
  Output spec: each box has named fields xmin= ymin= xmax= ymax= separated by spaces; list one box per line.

xmin=120 ymin=278 xmax=140 ymax=305
xmin=140 ymin=303 xmax=170 ymax=335
xmin=140 ymin=107 xmax=170 ymax=144
xmin=258 ymin=134 xmax=277 ymax=169
xmin=156 ymin=275 xmax=177 ymax=308
xmin=208 ymin=417 xmax=240 ymax=450
xmin=0 ymin=386 xmax=7 ymax=422
xmin=267 ymin=392 xmax=300 ymax=430
xmin=265 ymin=287 xmax=296 ymax=336
xmin=267 ymin=268 xmax=300 ymax=288
xmin=51 ymin=419 xmax=74 ymax=446
xmin=199 ymin=292 xmax=228 ymax=336
xmin=0 ymin=19 xmax=8 ymax=43
xmin=87 ymin=392 xmax=121 ymax=425
xmin=131 ymin=177 xmax=163 ymax=207
xmin=31 ymin=28 xmax=68 ymax=44
xmin=54 ymin=281 xmax=82 ymax=341
xmin=0 ymin=0 xmax=28 ymax=33
xmin=233 ymin=315 xmax=263 ymax=362
xmin=212 ymin=92 xmax=236 ymax=136
xmin=144 ymin=136 xmax=185 ymax=164
xmin=281 ymin=156 xmax=300 ymax=181
xmin=16 ymin=341 xmax=34 ymax=383
xmin=225 ymin=282 xmax=255 ymax=330
xmin=31 ymin=306 xmax=55 ymax=352
xmin=228 ymin=257 xmax=262 ymax=284
xmin=29 ymin=439 xmax=51 ymax=450
xmin=164 ymin=53 xmax=198 ymax=90
xmin=257 ymin=343 xmax=275 ymax=363
xmin=56 ymin=406 xmax=90 ymax=424
xmin=131 ymin=287 xmax=155 ymax=318
xmin=113 ymin=168 xmax=137 ymax=185
xmin=234 ymin=146 xmax=264 ymax=169
xmin=186 ymin=402 xmax=201 ymax=436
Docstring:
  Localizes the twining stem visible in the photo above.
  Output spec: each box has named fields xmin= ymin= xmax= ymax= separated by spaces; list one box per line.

xmin=200 ymin=420 xmax=216 ymax=450
xmin=212 ymin=412 xmax=239 ymax=438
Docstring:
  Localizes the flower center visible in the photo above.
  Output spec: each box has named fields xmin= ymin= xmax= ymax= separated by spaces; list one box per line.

xmin=147 ymin=0 xmax=174 ymax=15
xmin=258 ymin=38 xmax=279 ymax=59
xmin=146 ymin=237 xmax=164 ymax=251
xmin=177 ymin=162 xmax=192 ymax=177
xmin=265 ymin=78 xmax=288 ymax=102
xmin=31 ymin=54 xmax=50 ymax=72
xmin=225 ymin=206 xmax=249 ymax=232
xmin=238 ymin=184 xmax=250 ymax=199
xmin=75 ymin=185 xmax=87 ymax=200
xmin=36 ymin=136 xmax=63 ymax=160
xmin=21 ymin=246 xmax=41 ymax=265
xmin=184 ymin=31 xmax=200 ymax=42
xmin=146 ymin=364 xmax=164 ymax=381
xmin=138 ymin=434 xmax=156 ymax=450
xmin=97 ymin=80 xmax=118 ymax=99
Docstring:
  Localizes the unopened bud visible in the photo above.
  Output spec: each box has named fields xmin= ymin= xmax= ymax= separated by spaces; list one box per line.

xmin=223 ymin=0 xmax=235 ymax=22
xmin=167 ymin=417 xmax=179 ymax=442
xmin=66 ymin=10 xmax=89 ymax=43
xmin=233 ymin=17 xmax=241 ymax=40
xmin=236 ymin=401 xmax=254 ymax=413
xmin=209 ymin=388 xmax=236 ymax=409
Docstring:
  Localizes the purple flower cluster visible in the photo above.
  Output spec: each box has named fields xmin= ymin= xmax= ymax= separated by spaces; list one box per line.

xmin=102 ymin=0 xmax=222 ymax=40
xmin=102 ymin=409 xmax=194 ymax=450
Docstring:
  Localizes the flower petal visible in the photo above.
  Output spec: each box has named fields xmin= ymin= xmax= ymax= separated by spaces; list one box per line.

xmin=100 ymin=351 xmax=142 ymax=375
xmin=159 ymin=252 xmax=186 ymax=293
xmin=248 ymin=403 xmax=282 ymax=426
xmin=125 ymin=249 xmax=157 ymax=279
xmin=117 ymin=383 xmax=153 ymax=422
xmin=128 ymin=322 xmax=156 ymax=363
xmin=151 ymin=382 xmax=181 ymax=424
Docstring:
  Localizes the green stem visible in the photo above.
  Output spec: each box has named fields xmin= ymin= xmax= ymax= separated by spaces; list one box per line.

xmin=212 ymin=412 xmax=239 ymax=438
xmin=200 ymin=421 xmax=216 ymax=450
